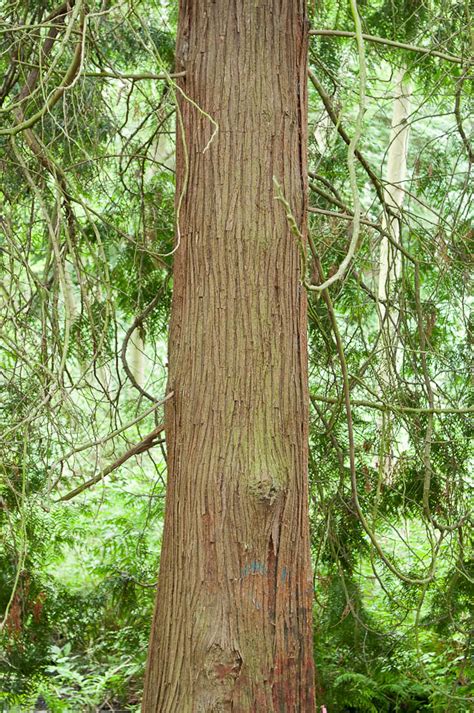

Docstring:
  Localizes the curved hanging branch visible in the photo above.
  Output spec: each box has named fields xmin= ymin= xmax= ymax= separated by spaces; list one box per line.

xmin=309 ymin=29 xmax=468 ymax=65
xmin=454 ymin=67 xmax=474 ymax=163
xmin=309 ymin=248 xmax=436 ymax=586
xmin=121 ymin=281 xmax=170 ymax=404
xmin=58 ymin=421 xmax=167 ymax=502
xmin=2 ymin=5 xmax=86 ymax=136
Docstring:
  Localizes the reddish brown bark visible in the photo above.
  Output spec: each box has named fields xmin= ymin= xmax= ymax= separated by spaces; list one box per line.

xmin=142 ymin=1 xmax=315 ymax=710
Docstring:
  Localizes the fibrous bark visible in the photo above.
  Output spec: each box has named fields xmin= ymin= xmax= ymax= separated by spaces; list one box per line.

xmin=143 ymin=2 xmax=315 ymax=710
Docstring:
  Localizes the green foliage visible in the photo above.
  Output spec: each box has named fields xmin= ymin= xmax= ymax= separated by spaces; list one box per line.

xmin=0 ymin=487 xmax=160 ymax=709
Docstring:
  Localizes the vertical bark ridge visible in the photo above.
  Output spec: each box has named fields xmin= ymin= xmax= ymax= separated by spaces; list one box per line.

xmin=143 ymin=2 xmax=315 ymax=710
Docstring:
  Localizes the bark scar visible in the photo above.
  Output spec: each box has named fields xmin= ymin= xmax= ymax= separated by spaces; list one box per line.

xmin=196 ymin=645 xmax=243 ymax=711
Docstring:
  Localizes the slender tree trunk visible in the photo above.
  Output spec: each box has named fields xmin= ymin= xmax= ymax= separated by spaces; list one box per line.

xmin=143 ymin=2 xmax=315 ymax=711
xmin=378 ymin=68 xmax=411 ymax=337
xmin=378 ymin=69 xmax=411 ymax=479
xmin=129 ymin=329 xmax=145 ymax=389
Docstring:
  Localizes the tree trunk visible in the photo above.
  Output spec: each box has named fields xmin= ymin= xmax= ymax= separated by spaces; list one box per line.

xmin=377 ymin=69 xmax=411 ymax=480
xmin=378 ymin=68 xmax=411 ymax=323
xmin=129 ymin=328 xmax=145 ymax=389
xmin=143 ymin=2 xmax=315 ymax=710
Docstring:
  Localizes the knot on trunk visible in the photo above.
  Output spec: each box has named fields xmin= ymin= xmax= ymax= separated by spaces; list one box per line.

xmin=196 ymin=645 xmax=243 ymax=712
xmin=248 ymin=471 xmax=285 ymax=504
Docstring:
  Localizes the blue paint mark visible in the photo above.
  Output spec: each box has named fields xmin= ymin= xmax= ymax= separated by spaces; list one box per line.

xmin=241 ymin=561 xmax=267 ymax=577
xmin=281 ymin=566 xmax=288 ymax=582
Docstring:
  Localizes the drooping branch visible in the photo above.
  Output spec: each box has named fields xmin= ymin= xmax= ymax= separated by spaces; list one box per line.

xmin=310 ymin=393 xmax=474 ymax=415
xmin=309 ymin=29 xmax=467 ymax=65
xmin=57 ymin=423 xmax=166 ymax=502
xmin=85 ymin=70 xmax=185 ymax=81
xmin=121 ymin=284 xmax=170 ymax=404
xmin=308 ymin=247 xmax=435 ymax=586
xmin=2 ymin=4 xmax=85 ymax=137
xmin=308 ymin=68 xmax=387 ymax=209
xmin=454 ymin=67 xmax=474 ymax=164
xmin=49 ymin=392 xmax=173 ymax=475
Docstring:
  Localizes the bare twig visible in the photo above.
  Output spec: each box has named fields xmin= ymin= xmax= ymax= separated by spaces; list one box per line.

xmin=58 ymin=423 xmax=166 ymax=502
xmin=309 ymin=29 xmax=468 ymax=65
